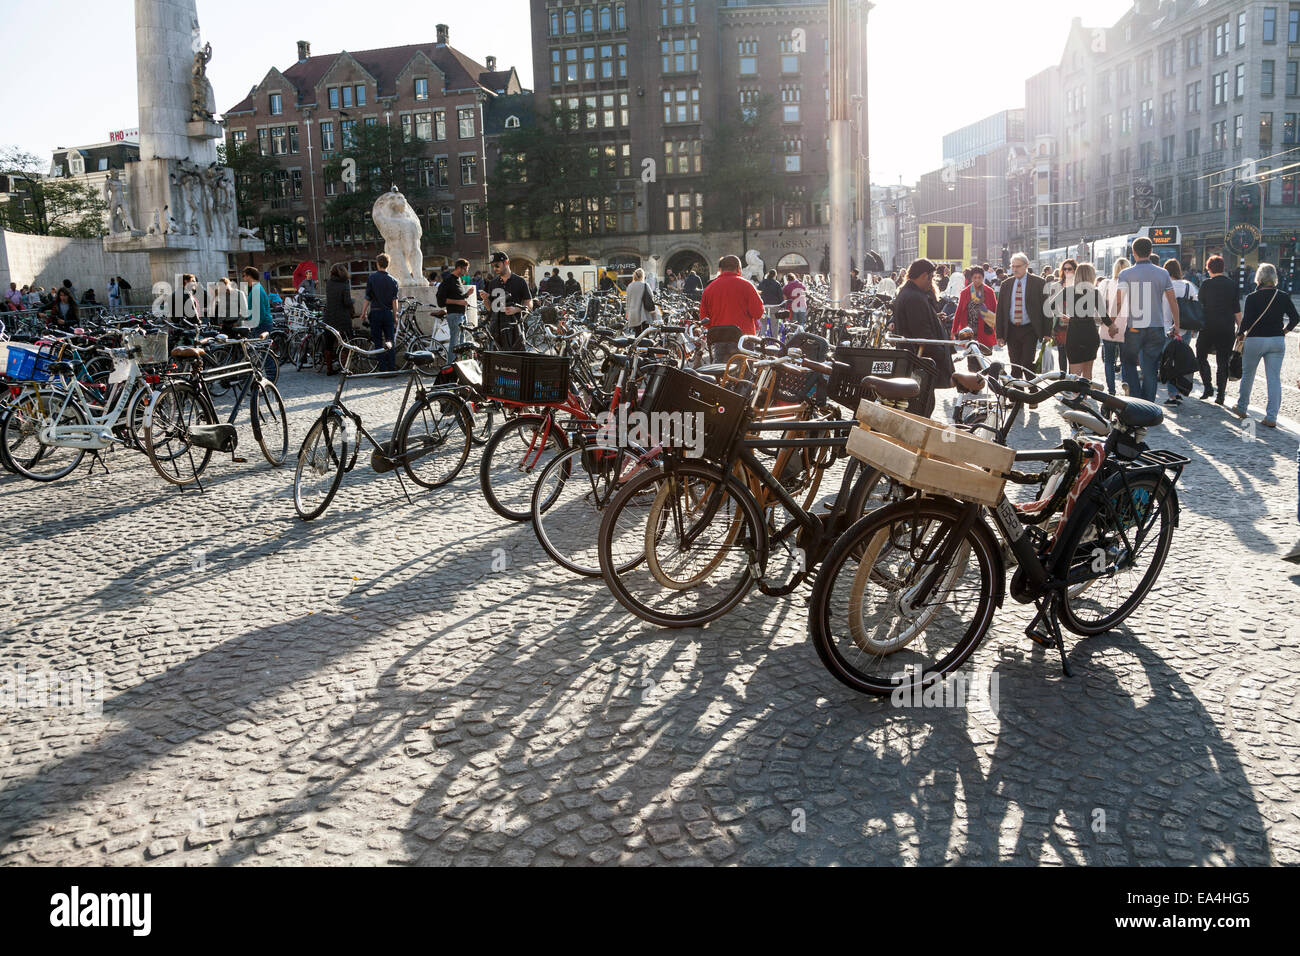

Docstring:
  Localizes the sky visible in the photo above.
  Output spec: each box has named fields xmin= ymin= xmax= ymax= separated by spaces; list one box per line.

xmin=1 ymin=0 xmax=1137 ymax=185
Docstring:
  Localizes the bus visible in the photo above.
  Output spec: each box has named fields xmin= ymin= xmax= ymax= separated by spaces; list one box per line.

xmin=1039 ymin=227 xmax=1182 ymax=276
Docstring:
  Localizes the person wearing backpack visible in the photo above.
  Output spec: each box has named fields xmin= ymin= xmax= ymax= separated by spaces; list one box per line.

xmin=1161 ymin=259 xmax=1198 ymax=406
xmin=1232 ymin=262 xmax=1299 ymax=429
xmin=625 ymin=267 xmax=658 ymax=330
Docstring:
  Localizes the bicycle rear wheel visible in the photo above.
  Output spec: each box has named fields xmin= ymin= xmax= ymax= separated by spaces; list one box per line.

xmin=397 ymin=392 xmax=471 ymax=488
xmin=0 ymin=394 xmax=87 ymax=482
xmin=808 ymin=498 xmax=998 ymax=696
xmin=143 ymin=382 xmax=216 ymax=486
xmin=597 ymin=460 xmax=765 ymax=628
xmin=479 ymin=413 xmax=569 ymax=521
xmin=251 ymin=379 xmax=289 ymax=466
xmin=1056 ymin=472 xmax=1176 ymax=636
xmin=294 ymin=410 xmax=348 ymax=520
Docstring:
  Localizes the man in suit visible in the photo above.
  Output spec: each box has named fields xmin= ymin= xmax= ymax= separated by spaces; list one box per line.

xmin=996 ymin=252 xmax=1051 ymax=375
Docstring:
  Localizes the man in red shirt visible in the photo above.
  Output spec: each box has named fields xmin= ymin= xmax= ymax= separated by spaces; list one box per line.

xmin=699 ymin=255 xmax=764 ymax=337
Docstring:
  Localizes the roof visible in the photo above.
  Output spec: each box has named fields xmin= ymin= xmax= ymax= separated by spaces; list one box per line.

xmin=223 ymin=41 xmax=516 ymax=115
xmin=483 ymin=93 xmax=536 ymax=136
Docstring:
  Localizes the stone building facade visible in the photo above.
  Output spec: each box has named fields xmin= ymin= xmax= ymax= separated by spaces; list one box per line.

xmin=221 ymin=27 xmax=524 ymax=289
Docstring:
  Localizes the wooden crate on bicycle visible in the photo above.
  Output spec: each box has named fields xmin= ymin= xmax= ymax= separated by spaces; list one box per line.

xmin=846 ymin=400 xmax=1014 ymax=507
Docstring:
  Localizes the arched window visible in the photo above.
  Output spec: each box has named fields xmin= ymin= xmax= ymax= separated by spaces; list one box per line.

xmin=564 ymin=10 xmax=576 ymax=34
xmin=599 ymin=5 xmax=610 ymax=30
xmin=582 ymin=8 xmax=594 ymax=31
xmin=549 ymin=10 xmax=559 ymax=34
xmin=616 ymin=3 xmax=625 ymax=29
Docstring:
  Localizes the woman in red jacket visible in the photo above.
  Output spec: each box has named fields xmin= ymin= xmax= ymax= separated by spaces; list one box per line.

xmin=950 ymin=266 xmax=998 ymax=348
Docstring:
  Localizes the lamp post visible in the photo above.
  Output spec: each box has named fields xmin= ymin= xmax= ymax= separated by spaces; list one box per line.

xmin=828 ymin=0 xmax=852 ymax=306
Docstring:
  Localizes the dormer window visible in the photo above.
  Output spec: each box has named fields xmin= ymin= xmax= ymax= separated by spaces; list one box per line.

xmin=505 ymin=115 xmax=520 ymax=128
xmin=415 ymin=77 xmax=429 ymax=101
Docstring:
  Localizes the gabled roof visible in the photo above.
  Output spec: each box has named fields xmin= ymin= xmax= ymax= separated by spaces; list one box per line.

xmin=479 ymin=67 xmax=522 ymax=95
xmin=223 ymin=40 xmax=507 ymax=116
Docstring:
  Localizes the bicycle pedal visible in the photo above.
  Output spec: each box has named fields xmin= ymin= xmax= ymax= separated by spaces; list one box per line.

xmin=1024 ymin=625 xmax=1054 ymax=648
xmin=232 ymin=456 xmax=248 ymax=463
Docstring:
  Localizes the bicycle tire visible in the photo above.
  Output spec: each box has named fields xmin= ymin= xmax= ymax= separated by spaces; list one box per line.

xmin=531 ymin=443 xmax=647 ymax=577
xmin=479 ymin=414 xmax=570 ymax=521
xmin=143 ymin=381 xmax=217 ymax=486
xmin=1 ymin=395 xmax=87 ymax=481
xmin=807 ymin=497 xmax=998 ymax=696
xmin=596 ymin=460 xmax=766 ymax=628
xmin=397 ymin=392 xmax=471 ymax=489
xmin=1056 ymin=471 xmax=1177 ymax=637
xmin=294 ymin=410 xmax=348 ymax=520
xmin=251 ymin=379 xmax=289 ymax=466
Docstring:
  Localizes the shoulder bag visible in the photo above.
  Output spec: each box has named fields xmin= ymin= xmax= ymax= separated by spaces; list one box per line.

xmin=1178 ymin=282 xmax=1204 ymax=332
xmin=1229 ymin=288 xmax=1277 ymax=381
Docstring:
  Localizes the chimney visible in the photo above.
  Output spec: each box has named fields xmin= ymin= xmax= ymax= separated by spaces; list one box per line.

xmin=297 ymin=40 xmax=310 ymax=62
xmin=486 ymin=55 xmax=497 ymax=71
xmin=436 ymin=23 xmax=449 ymax=46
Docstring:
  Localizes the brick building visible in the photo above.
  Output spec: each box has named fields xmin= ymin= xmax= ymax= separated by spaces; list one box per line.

xmin=221 ymin=26 xmax=524 ymax=290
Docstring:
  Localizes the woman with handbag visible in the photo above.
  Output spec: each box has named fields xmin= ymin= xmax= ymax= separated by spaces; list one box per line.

xmin=1232 ymin=262 xmax=1299 ymax=428
xmin=1195 ymin=255 xmax=1240 ymax=404
xmin=1097 ymin=258 xmax=1129 ymax=395
xmin=1064 ymin=262 xmax=1111 ymax=381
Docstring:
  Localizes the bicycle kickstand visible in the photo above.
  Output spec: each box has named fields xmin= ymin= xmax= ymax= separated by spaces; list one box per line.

xmin=85 ymin=450 xmax=111 ymax=477
xmin=391 ymin=465 xmax=414 ymax=505
xmin=1025 ymin=596 xmax=1073 ymax=678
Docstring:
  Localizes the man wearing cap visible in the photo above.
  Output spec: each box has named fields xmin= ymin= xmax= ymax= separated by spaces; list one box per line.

xmin=479 ymin=251 xmax=532 ymax=350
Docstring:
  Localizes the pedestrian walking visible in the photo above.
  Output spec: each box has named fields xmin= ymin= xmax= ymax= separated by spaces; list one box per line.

xmin=1097 ymin=258 xmax=1129 ymax=395
xmin=891 ymin=258 xmax=954 ymax=418
xmin=1162 ymin=259 xmax=1197 ymax=406
xmin=322 ymin=263 xmax=356 ymax=375
xmin=107 ymin=276 xmax=121 ymax=309
xmin=782 ymin=273 xmax=807 ymax=328
xmin=758 ymin=269 xmax=784 ymax=337
xmin=699 ymin=255 xmax=763 ymax=338
xmin=1052 ymin=259 xmax=1077 ymax=372
xmin=996 ymin=252 xmax=1051 ymax=377
xmin=1195 ymin=255 xmax=1241 ymax=404
xmin=360 ymin=254 xmax=399 ymax=372
xmin=625 ymin=268 xmax=658 ymax=330
xmin=241 ymin=267 xmax=274 ymax=335
xmin=683 ymin=268 xmax=702 ymax=297
xmin=951 ymin=265 xmax=998 ymax=348
xmin=1115 ymin=237 xmax=1179 ymax=402
xmin=563 ymin=272 xmax=581 ymax=296
xmin=1062 ymin=262 xmax=1110 ymax=381
xmin=1231 ymin=263 xmax=1299 ymax=429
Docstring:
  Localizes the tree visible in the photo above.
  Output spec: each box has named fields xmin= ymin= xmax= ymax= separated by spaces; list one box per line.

xmin=320 ymin=123 xmax=434 ymax=249
xmin=700 ymin=99 xmax=790 ymax=253
xmin=487 ymin=104 xmax=615 ymax=261
xmin=0 ymin=145 xmax=107 ymax=238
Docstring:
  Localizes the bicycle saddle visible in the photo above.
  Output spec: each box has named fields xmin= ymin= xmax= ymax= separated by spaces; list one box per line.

xmin=171 ymin=346 xmax=204 ymax=359
xmin=862 ymin=376 xmax=920 ymax=401
xmin=1095 ymin=394 xmax=1163 ymax=429
xmin=1061 ymin=407 xmax=1110 ymax=436
xmin=404 ymin=350 xmax=436 ymax=364
xmin=951 ymin=371 xmax=985 ymax=393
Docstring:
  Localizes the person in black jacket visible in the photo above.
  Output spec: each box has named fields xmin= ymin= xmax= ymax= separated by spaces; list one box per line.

xmin=995 ymin=252 xmax=1052 ymax=375
xmin=891 ymin=258 xmax=953 ymax=417
xmin=322 ymin=263 xmax=355 ymax=375
xmin=1195 ymin=255 xmax=1241 ymax=404
xmin=563 ymin=272 xmax=581 ymax=296
xmin=757 ymin=269 xmax=784 ymax=337
xmin=1232 ymin=262 xmax=1300 ymax=427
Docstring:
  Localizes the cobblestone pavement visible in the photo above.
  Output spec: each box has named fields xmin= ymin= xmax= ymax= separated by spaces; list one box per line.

xmin=1 ymin=360 xmax=1297 ymax=867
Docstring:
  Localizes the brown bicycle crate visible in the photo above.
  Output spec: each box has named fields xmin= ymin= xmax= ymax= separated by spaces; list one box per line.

xmin=846 ymin=399 xmax=1014 ymax=507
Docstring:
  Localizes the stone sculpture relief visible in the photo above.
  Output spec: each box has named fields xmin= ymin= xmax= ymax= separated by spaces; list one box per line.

xmin=743 ymin=249 xmax=765 ymax=282
xmin=103 ymin=171 xmax=134 ymax=235
xmin=191 ymin=41 xmax=216 ymax=123
xmin=371 ymin=189 xmax=428 ymax=287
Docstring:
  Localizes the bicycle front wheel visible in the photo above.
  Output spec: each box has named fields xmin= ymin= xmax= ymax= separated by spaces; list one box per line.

xmin=808 ymin=498 xmax=998 ymax=696
xmin=397 ymin=392 xmax=471 ymax=488
xmin=1056 ymin=472 xmax=1176 ymax=637
xmin=597 ymin=460 xmax=765 ymax=628
xmin=479 ymin=414 xmax=569 ymax=521
xmin=251 ymin=380 xmax=289 ymax=466
xmin=294 ymin=410 xmax=348 ymax=520
xmin=532 ymin=443 xmax=647 ymax=577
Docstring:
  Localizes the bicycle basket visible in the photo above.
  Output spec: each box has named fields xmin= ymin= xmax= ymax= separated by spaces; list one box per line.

xmin=637 ymin=364 xmax=749 ymax=462
xmin=483 ymin=351 xmax=571 ymax=404
xmin=124 ymin=331 xmax=169 ymax=365
xmin=768 ymin=364 xmax=820 ymax=406
xmin=828 ymin=346 xmax=936 ymax=416
xmin=3 ymin=343 xmax=41 ymax=381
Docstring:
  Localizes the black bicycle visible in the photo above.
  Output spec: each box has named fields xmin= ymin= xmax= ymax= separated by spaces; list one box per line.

xmin=293 ymin=326 xmax=473 ymax=520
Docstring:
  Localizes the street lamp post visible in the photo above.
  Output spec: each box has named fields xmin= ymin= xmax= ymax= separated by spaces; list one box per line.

xmin=828 ymin=0 xmax=852 ymax=306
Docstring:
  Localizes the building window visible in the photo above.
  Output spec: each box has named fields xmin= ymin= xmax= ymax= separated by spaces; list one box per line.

xmin=1161 ymin=134 xmax=1176 ymax=163
xmin=328 ymin=87 xmax=339 ymax=109
xmin=1161 ymin=91 xmax=1175 ymax=122
xmin=257 ymin=128 xmax=269 ymax=156
xmin=415 ymin=112 xmax=432 ymax=141
xmin=661 ymin=37 xmax=698 ymax=73
xmin=1264 ymin=60 xmax=1276 ymax=96
xmin=1290 ymin=61 xmax=1299 ymax=97
xmin=1236 ymin=63 xmax=1247 ymax=98
xmin=600 ymin=5 xmax=611 ymax=30
xmin=1286 ymin=113 xmax=1299 ymax=144
xmin=270 ymin=93 xmax=282 ymax=115
xmin=663 ymin=139 xmax=701 ymax=174
xmin=662 ymin=87 xmax=700 ymax=123
xmin=415 ymin=77 xmax=429 ymax=100
xmin=342 ymin=86 xmax=353 ymax=108
xmin=1235 ymin=114 xmax=1245 ymax=147
xmin=582 ymin=7 xmax=594 ymax=31
xmin=1120 ymin=107 xmax=1133 ymax=135
xmin=463 ymin=202 xmax=480 ymax=234
xmin=1237 ymin=11 xmax=1248 ymax=47
xmin=231 ymin=129 xmax=246 ymax=146
xmin=319 ymin=121 xmax=334 ymax=152
xmin=549 ymin=10 xmax=559 ymax=35
xmin=270 ymin=126 xmax=286 ymax=155
xmin=1214 ymin=20 xmax=1230 ymax=56
xmin=435 ymin=156 xmax=449 ymax=188
xmin=1186 ymin=127 xmax=1200 ymax=156
xmin=1186 ymin=33 xmax=1201 ymax=68
xmin=1291 ymin=9 xmax=1300 ymax=43
xmin=1141 ymin=98 xmax=1154 ymax=127
xmin=341 ymin=119 xmax=356 ymax=149
xmin=583 ymin=46 xmax=596 ymax=80
xmin=660 ymin=0 xmax=695 ymax=27
xmin=784 ymin=138 xmax=802 ymax=172
xmin=1212 ymin=71 xmax=1228 ymax=106
xmin=665 ymin=191 xmax=701 ymax=231
xmin=458 ymin=107 xmax=475 ymax=138
xmin=617 ymin=2 xmax=625 ymax=28
xmin=1140 ymin=55 xmax=1153 ymax=85
xmin=781 ymin=85 xmax=801 ymax=123
xmin=781 ymin=55 xmax=799 ymax=75
xmin=460 ymin=154 xmax=477 ymax=185
xmin=1187 ymin=80 xmax=1202 ymax=113
xmin=434 ymin=109 xmax=447 ymax=140
xmin=564 ymin=10 xmax=576 ymax=33
xmin=1261 ymin=112 xmax=1274 ymax=148
xmin=505 ymin=115 xmax=520 ymax=129
xmin=355 ymin=85 xmax=366 ymax=107
xmin=1211 ymin=119 xmax=1228 ymax=149
xmin=1101 ymin=113 xmax=1113 ymax=140
xmin=1160 ymin=43 xmax=1176 ymax=77
xmin=1264 ymin=7 xmax=1277 ymax=42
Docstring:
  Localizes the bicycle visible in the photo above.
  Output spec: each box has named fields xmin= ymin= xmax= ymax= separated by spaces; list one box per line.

xmin=293 ymin=326 xmax=473 ymax=521
xmin=807 ymin=372 xmax=1185 ymax=696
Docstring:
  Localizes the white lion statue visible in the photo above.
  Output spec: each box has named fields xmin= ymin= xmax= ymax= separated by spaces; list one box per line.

xmin=371 ymin=189 xmax=428 ymax=287
xmin=743 ymin=249 xmax=764 ymax=281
